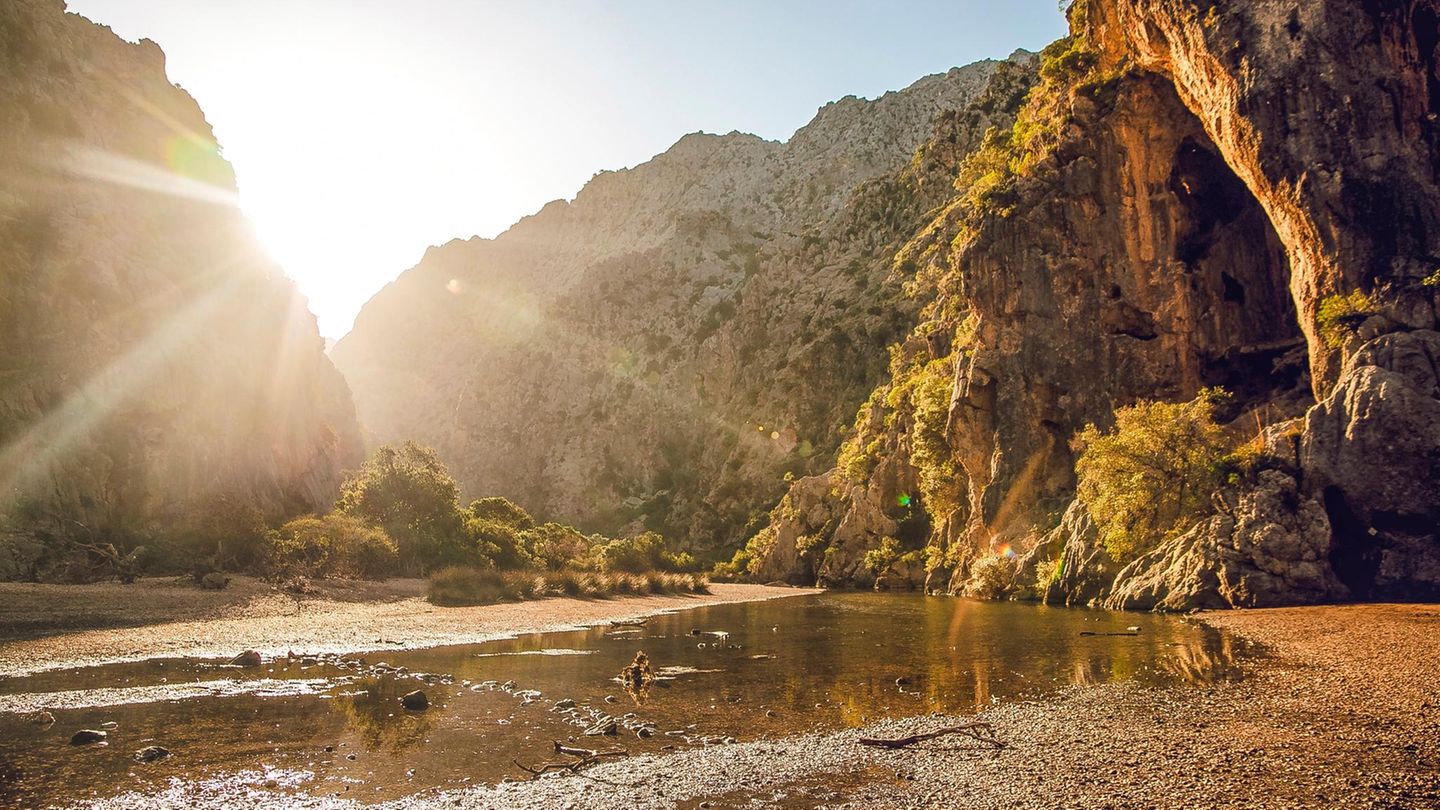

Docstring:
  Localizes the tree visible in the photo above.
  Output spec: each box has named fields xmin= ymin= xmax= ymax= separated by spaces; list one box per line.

xmin=1074 ymin=388 xmax=1232 ymax=561
xmin=335 ymin=442 xmax=469 ymax=574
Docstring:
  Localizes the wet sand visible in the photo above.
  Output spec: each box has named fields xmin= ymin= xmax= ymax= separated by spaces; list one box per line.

xmin=0 ymin=577 xmax=811 ymax=678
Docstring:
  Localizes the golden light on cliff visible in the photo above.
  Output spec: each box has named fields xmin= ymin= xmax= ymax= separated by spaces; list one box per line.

xmin=0 ymin=275 xmax=245 ymax=505
xmin=59 ymin=142 xmax=240 ymax=208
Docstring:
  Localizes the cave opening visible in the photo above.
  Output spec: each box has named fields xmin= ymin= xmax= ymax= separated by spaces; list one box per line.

xmin=1166 ymin=135 xmax=1311 ymax=417
xmin=1324 ymin=486 xmax=1380 ymax=599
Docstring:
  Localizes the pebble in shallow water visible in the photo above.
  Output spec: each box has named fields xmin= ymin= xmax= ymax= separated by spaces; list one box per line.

xmin=69 ymin=729 xmax=107 ymax=745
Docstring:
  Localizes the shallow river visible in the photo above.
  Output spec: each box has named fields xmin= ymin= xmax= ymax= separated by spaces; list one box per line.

xmin=0 ymin=592 xmax=1245 ymax=806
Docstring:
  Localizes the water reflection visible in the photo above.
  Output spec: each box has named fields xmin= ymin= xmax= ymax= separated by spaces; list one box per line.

xmin=333 ymin=677 xmax=437 ymax=754
xmin=0 ymin=593 xmax=1244 ymax=806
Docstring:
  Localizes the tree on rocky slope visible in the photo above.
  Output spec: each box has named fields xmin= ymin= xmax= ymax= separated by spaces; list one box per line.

xmin=1074 ymin=388 xmax=1232 ymax=562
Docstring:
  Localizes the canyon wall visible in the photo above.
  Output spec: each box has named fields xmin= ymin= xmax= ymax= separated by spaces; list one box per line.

xmin=750 ymin=0 xmax=1439 ymax=605
xmin=0 ymin=0 xmax=362 ymax=576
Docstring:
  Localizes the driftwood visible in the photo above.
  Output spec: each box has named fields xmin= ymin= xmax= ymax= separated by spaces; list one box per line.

xmin=858 ymin=723 xmax=1006 ymax=750
xmin=513 ymin=740 xmax=628 ymax=778
xmin=608 ymin=618 xmax=648 ymax=627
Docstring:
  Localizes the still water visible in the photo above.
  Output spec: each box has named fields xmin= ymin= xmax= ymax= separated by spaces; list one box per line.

xmin=0 ymin=592 xmax=1245 ymax=806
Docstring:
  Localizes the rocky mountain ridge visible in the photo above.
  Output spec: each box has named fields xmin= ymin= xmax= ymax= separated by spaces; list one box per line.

xmin=333 ymin=53 xmax=1036 ymax=550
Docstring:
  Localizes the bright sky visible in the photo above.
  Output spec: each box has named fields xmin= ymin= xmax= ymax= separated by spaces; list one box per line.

xmin=68 ymin=1 xmax=1067 ymax=338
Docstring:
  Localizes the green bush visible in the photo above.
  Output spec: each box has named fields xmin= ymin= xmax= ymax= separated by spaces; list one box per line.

xmin=265 ymin=513 xmax=398 ymax=580
xmin=521 ymin=522 xmax=593 ymax=571
xmin=1074 ymin=388 xmax=1232 ymax=561
xmin=863 ymin=537 xmax=903 ymax=576
xmin=467 ymin=497 xmax=534 ymax=530
xmin=1316 ymin=290 xmax=1376 ymax=348
xmin=465 ymin=517 xmax=533 ymax=569
xmin=335 ymin=442 xmax=470 ymax=574
xmin=596 ymin=531 xmax=694 ymax=573
xmin=964 ymin=553 xmax=1015 ymax=599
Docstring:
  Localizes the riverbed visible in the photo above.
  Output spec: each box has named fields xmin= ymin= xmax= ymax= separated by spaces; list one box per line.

xmin=0 ymin=592 xmax=1243 ymax=807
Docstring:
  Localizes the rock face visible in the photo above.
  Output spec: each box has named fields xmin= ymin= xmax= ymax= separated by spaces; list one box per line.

xmin=751 ymin=0 xmax=1439 ymax=607
xmin=0 ymin=0 xmax=361 ymax=578
xmin=333 ymin=55 xmax=1035 ymax=551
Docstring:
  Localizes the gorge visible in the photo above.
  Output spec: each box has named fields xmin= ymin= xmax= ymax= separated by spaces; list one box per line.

xmin=1 ymin=1 xmax=1438 ymax=807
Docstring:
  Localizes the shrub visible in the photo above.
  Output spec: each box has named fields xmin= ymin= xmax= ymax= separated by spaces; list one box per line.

xmin=425 ymin=565 xmax=530 ymax=606
xmin=336 ymin=443 xmax=470 ymax=574
xmin=863 ymin=537 xmax=903 ymax=576
xmin=266 ymin=513 xmax=398 ymax=580
xmin=467 ymin=497 xmax=534 ymax=531
xmin=522 ymin=522 xmax=593 ymax=571
xmin=964 ymin=553 xmax=1015 ymax=599
xmin=596 ymin=531 xmax=693 ymax=574
xmin=466 ymin=517 xmax=532 ymax=569
xmin=543 ymin=569 xmax=584 ymax=597
xmin=1316 ymin=290 xmax=1376 ymax=348
xmin=1074 ymin=388 xmax=1232 ymax=562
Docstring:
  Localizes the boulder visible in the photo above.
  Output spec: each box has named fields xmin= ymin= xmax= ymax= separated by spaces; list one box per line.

xmin=1042 ymin=502 xmax=1118 ymax=607
xmin=400 ymin=690 xmax=429 ymax=711
xmin=1300 ymin=331 xmax=1440 ymax=599
xmin=1106 ymin=471 xmax=1348 ymax=611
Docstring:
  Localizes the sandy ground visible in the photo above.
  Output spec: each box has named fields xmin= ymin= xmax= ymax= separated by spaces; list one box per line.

xmin=0 ymin=577 xmax=811 ymax=678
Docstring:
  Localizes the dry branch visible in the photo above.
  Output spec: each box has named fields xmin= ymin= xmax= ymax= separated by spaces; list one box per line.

xmin=858 ymin=723 xmax=1006 ymax=750
xmin=513 ymin=741 xmax=629 ymax=779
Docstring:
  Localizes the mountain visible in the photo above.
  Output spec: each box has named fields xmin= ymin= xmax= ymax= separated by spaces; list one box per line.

xmin=0 ymin=0 xmax=362 ymax=577
xmin=332 ymin=53 xmax=1036 ymax=552
xmin=746 ymin=0 xmax=1440 ymax=606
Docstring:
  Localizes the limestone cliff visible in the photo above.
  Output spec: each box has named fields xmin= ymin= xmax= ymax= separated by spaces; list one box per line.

xmin=751 ymin=0 xmax=1439 ymax=606
xmin=333 ymin=56 xmax=1035 ymax=551
xmin=0 ymin=0 xmax=363 ymax=577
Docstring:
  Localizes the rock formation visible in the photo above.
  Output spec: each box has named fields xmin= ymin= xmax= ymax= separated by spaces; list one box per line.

xmin=333 ymin=54 xmax=1036 ymax=551
xmin=0 ymin=0 xmax=362 ymax=578
xmin=750 ymin=0 xmax=1439 ymax=607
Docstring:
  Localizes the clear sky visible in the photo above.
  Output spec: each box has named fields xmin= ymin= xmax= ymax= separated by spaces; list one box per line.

xmin=67 ymin=1 xmax=1068 ymax=338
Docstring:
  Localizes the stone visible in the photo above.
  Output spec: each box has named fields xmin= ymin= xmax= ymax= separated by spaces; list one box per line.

xmin=229 ymin=650 xmax=262 ymax=668
xmin=585 ymin=720 xmax=618 ymax=736
xmin=400 ymin=690 xmax=429 ymax=711
xmin=1299 ymin=332 xmax=1440 ymax=599
xmin=27 ymin=711 xmax=54 ymax=726
xmin=69 ymin=730 xmax=107 ymax=746
xmin=199 ymin=572 xmax=231 ymax=591
xmin=133 ymin=746 xmax=170 ymax=763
